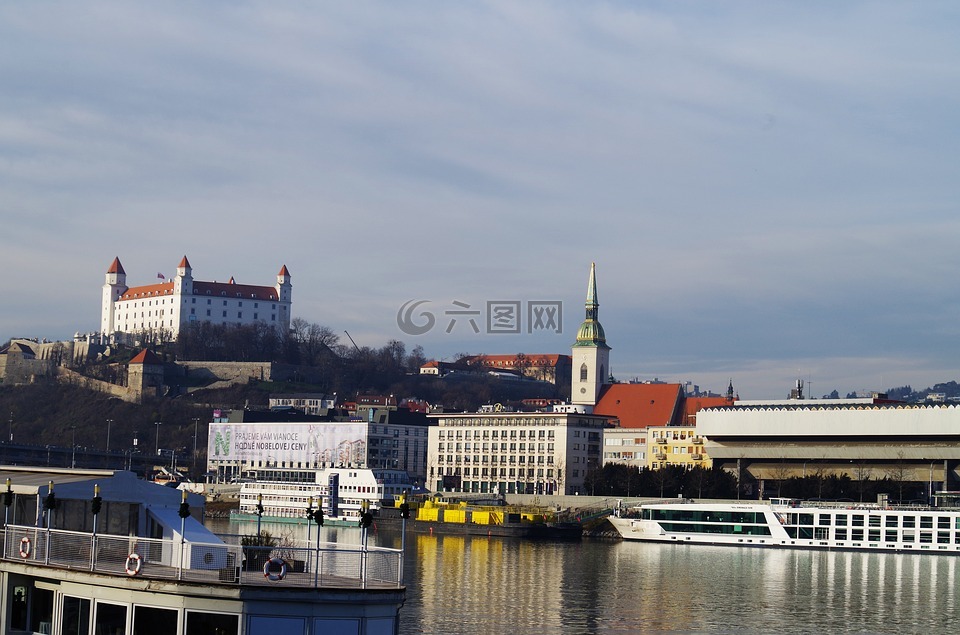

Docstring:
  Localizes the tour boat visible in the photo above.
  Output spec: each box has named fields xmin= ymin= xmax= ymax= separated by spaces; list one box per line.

xmin=0 ymin=466 xmax=404 ymax=635
xmin=609 ymin=497 xmax=960 ymax=553
xmin=232 ymin=466 xmax=415 ymax=526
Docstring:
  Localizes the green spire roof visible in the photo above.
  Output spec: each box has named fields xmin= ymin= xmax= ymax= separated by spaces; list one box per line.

xmin=573 ymin=262 xmax=610 ymax=349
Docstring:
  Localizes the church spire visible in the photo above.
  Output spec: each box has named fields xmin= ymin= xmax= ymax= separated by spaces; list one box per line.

xmin=573 ymin=262 xmax=609 ymax=349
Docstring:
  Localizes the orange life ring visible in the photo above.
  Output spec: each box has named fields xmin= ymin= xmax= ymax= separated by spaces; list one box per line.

xmin=263 ymin=557 xmax=287 ymax=581
xmin=125 ymin=553 xmax=142 ymax=576
xmin=19 ymin=537 xmax=31 ymax=558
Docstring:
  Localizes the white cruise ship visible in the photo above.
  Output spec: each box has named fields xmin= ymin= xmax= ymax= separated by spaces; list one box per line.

xmin=235 ymin=466 xmax=415 ymax=525
xmin=609 ymin=497 xmax=960 ymax=553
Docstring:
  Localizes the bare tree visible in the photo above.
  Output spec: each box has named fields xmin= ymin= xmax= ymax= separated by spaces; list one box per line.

xmin=884 ymin=451 xmax=910 ymax=503
xmin=513 ymin=353 xmax=532 ymax=380
xmin=853 ymin=458 xmax=872 ymax=502
xmin=771 ymin=461 xmax=792 ymax=498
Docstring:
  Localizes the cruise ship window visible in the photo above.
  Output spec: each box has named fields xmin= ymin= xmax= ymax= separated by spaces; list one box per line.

xmin=61 ymin=597 xmax=91 ymax=635
xmin=95 ymin=602 xmax=127 ymax=635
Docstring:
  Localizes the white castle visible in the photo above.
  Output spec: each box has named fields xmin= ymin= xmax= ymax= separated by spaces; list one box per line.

xmin=100 ymin=255 xmax=292 ymax=342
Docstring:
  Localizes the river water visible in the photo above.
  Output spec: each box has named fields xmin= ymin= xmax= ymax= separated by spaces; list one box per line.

xmin=209 ymin=519 xmax=958 ymax=634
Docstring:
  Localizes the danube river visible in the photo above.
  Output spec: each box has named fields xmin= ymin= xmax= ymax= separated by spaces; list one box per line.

xmin=211 ymin=519 xmax=958 ymax=634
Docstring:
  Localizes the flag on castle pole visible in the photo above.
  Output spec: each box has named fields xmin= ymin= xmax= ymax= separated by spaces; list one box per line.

xmin=157 ymin=273 xmax=165 ymax=279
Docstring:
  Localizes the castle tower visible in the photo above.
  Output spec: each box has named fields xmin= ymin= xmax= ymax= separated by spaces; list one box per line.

xmin=101 ymin=257 xmax=128 ymax=339
xmin=571 ymin=263 xmax=611 ymax=408
xmin=276 ymin=265 xmax=292 ymax=330
xmin=173 ymin=255 xmax=193 ymax=296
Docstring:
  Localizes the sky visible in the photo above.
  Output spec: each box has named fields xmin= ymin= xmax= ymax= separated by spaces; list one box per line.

xmin=2 ymin=2 xmax=959 ymax=399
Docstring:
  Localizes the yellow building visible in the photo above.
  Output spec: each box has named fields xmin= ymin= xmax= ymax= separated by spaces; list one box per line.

xmin=646 ymin=426 xmax=711 ymax=470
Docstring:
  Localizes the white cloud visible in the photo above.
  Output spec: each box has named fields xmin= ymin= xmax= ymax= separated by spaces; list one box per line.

xmin=1 ymin=1 xmax=959 ymax=398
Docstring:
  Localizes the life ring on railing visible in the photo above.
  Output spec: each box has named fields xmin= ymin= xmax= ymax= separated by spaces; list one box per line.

xmin=19 ymin=537 xmax=31 ymax=559
xmin=125 ymin=553 xmax=142 ymax=576
xmin=263 ymin=557 xmax=287 ymax=581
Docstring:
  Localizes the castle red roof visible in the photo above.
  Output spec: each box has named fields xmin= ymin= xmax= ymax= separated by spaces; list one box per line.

xmin=107 ymin=257 xmax=125 ymax=275
xmin=119 ymin=282 xmax=175 ymax=300
xmin=117 ymin=280 xmax=279 ymax=302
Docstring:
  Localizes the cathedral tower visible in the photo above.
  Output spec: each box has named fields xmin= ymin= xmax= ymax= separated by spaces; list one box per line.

xmin=571 ymin=263 xmax=611 ymax=408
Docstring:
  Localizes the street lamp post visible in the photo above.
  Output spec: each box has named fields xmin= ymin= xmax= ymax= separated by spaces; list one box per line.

xmin=155 ymin=422 xmax=162 ymax=456
xmin=192 ymin=418 xmax=200 ymax=477
xmin=106 ymin=419 xmax=113 ymax=451
xmin=8 ymin=411 xmax=12 ymax=443
xmin=71 ymin=426 xmax=77 ymax=469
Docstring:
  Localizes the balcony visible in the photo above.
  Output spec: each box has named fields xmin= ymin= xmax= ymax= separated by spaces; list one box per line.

xmin=655 ymin=453 xmax=667 ymax=461
xmin=692 ymin=437 xmax=704 ymax=445
xmin=2 ymin=524 xmax=402 ymax=590
xmin=692 ymin=453 xmax=703 ymax=461
xmin=656 ymin=438 xmax=668 ymax=444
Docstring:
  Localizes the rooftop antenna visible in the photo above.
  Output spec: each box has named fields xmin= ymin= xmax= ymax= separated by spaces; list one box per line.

xmin=343 ymin=330 xmax=361 ymax=352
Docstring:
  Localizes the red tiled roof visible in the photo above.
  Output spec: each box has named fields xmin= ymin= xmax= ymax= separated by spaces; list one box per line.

xmin=594 ymin=383 xmax=685 ymax=429
xmin=278 ymin=265 xmax=290 ymax=277
xmin=683 ymin=396 xmax=735 ymax=425
xmin=130 ymin=349 xmax=163 ymax=365
xmin=107 ymin=257 xmax=125 ymax=275
xmin=119 ymin=282 xmax=175 ymax=300
xmin=179 ymin=255 xmax=191 ymax=269
xmin=190 ymin=281 xmax=278 ymax=301
xmin=464 ymin=354 xmax=571 ymax=367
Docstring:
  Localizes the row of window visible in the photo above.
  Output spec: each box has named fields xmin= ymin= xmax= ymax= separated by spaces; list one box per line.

xmin=9 ymin=589 xmax=238 ymax=635
xmin=438 ymin=429 xmax=556 ymax=440
xmin=436 ymin=455 xmax=556 ymax=464
xmin=434 ymin=467 xmax=555 ymax=477
xmin=438 ymin=442 xmax=555 ymax=452
xmin=789 ymin=513 xmax=959 ymax=529
xmin=441 ymin=418 xmax=605 ymax=428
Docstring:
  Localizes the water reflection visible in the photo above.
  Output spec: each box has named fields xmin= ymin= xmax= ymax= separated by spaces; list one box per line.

xmin=207 ymin=519 xmax=959 ymax=634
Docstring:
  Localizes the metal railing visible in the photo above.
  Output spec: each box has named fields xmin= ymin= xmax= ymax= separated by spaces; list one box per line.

xmin=1 ymin=524 xmax=402 ymax=589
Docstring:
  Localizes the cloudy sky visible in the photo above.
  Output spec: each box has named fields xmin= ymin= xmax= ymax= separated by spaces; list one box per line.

xmin=2 ymin=2 xmax=958 ymax=399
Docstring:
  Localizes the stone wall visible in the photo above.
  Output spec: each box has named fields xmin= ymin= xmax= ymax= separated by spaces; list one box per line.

xmin=0 ymin=351 xmax=54 ymax=385
xmin=56 ymin=367 xmax=136 ymax=402
xmin=177 ymin=361 xmax=328 ymax=391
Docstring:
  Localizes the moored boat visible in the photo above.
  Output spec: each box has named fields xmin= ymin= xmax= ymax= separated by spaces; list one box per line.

xmin=0 ymin=466 xmax=404 ymax=635
xmin=399 ymin=497 xmax=583 ymax=540
xmin=609 ymin=496 xmax=960 ymax=553
xmin=232 ymin=466 xmax=414 ymax=526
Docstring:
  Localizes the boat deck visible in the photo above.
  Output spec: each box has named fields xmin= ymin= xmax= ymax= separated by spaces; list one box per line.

xmin=2 ymin=525 xmax=403 ymax=591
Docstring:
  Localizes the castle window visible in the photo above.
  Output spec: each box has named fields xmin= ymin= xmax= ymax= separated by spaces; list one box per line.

xmin=580 ymin=363 xmax=588 ymax=382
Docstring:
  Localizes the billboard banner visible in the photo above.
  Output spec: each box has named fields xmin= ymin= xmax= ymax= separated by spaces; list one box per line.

xmin=208 ymin=422 xmax=368 ymax=465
